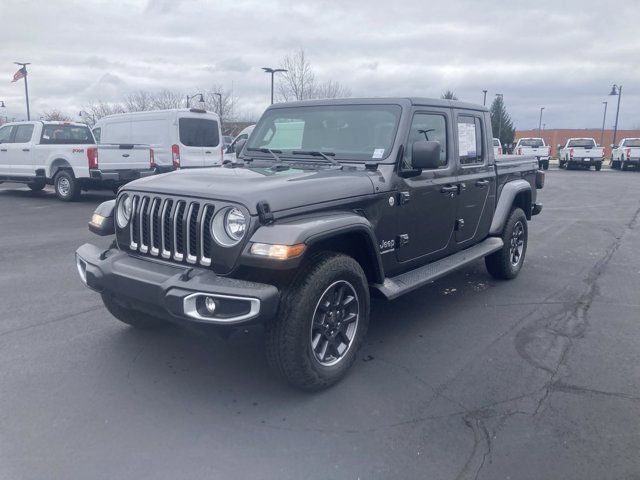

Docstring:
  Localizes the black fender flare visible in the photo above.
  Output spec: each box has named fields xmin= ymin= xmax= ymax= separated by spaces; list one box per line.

xmin=89 ymin=199 xmax=116 ymax=236
xmin=489 ymin=180 xmax=531 ymax=235
xmin=242 ymin=212 xmax=384 ymax=283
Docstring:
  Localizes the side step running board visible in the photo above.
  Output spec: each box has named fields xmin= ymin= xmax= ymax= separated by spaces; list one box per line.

xmin=372 ymin=237 xmax=504 ymax=300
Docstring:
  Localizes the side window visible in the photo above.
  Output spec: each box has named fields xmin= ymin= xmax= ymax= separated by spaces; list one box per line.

xmin=404 ymin=113 xmax=448 ymax=169
xmin=457 ymin=116 xmax=484 ymax=165
xmin=0 ymin=125 xmax=14 ymax=143
xmin=92 ymin=128 xmax=101 ymax=143
xmin=14 ymin=124 xmax=34 ymax=143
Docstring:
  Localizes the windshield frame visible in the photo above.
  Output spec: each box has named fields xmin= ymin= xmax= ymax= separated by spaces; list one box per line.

xmin=245 ymin=103 xmax=403 ymax=164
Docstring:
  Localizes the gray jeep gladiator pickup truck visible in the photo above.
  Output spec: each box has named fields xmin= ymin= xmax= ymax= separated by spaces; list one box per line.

xmin=76 ymin=98 xmax=544 ymax=390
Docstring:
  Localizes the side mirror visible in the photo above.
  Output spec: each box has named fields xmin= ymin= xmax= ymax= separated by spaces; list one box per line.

xmin=610 ymin=144 xmax=615 ymax=148
xmin=411 ymin=140 xmax=441 ymax=170
xmin=235 ymin=138 xmax=247 ymax=159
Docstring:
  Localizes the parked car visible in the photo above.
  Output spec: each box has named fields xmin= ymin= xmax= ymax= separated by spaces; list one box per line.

xmin=514 ymin=137 xmax=551 ymax=170
xmin=76 ymin=97 xmax=543 ymax=390
xmin=0 ymin=121 xmax=154 ymax=201
xmin=558 ymin=138 xmax=604 ymax=171
xmin=222 ymin=135 xmax=233 ymax=150
xmin=611 ymin=138 xmax=640 ymax=170
xmin=223 ymin=124 xmax=255 ymax=163
xmin=93 ymin=109 xmax=223 ymax=172
xmin=492 ymin=138 xmax=502 ymax=156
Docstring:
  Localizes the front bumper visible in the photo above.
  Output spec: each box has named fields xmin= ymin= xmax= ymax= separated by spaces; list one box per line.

xmin=75 ymin=243 xmax=279 ymax=326
xmin=89 ymin=169 xmax=155 ymax=182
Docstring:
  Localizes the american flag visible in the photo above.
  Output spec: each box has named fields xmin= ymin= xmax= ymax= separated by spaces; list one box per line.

xmin=11 ymin=67 xmax=26 ymax=83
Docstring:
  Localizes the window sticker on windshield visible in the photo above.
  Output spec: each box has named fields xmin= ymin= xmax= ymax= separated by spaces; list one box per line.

xmin=457 ymin=122 xmax=476 ymax=157
xmin=372 ymin=148 xmax=385 ymax=159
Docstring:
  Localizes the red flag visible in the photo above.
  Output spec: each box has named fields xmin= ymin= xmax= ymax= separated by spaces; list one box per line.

xmin=11 ymin=67 xmax=26 ymax=83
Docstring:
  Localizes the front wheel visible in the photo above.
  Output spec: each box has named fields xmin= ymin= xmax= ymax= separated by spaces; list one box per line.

xmin=485 ymin=208 xmax=528 ymax=280
xmin=265 ymin=252 xmax=370 ymax=391
xmin=54 ymin=170 xmax=81 ymax=201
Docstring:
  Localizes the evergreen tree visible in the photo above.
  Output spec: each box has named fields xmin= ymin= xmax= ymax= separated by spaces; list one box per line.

xmin=490 ymin=96 xmax=515 ymax=145
xmin=441 ymin=90 xmax=458 ymax=100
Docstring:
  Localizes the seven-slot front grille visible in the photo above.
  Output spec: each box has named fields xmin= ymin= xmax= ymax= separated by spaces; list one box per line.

xmin=125 ymin=194 xmax=214 ymax=266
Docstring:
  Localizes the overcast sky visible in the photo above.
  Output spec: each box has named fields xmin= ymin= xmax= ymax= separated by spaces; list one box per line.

xmin=1 ymin=0 xmax=639 ymax=130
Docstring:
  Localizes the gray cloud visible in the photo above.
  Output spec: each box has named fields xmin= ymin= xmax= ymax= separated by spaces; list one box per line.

xmin=1 ymin=0 xmax=638 ymax=129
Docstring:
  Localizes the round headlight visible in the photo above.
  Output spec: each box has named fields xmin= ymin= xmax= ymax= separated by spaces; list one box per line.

xmin=225 ymin=208 xmax=247 ymax=241
xmin=116 ymin=194 xmax=132 ymax=228
xmin=211 ymin=207 xmax=247 ymax=246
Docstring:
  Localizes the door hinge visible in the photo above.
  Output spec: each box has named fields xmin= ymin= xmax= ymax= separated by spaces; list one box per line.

xmin=397 ymin=234 xmax=410 ymax=247
xmin=399 ymin=191 xmax=410 ymax=205
xmin=455 ymin=218 xmax=465 ymax=230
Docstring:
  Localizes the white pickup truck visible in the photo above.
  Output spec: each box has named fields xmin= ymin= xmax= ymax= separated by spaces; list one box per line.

xmin=0 ymin=121 xmax=154 ymax=201
xmin=611 ymin=138 xmax=640 ymax=170
xmin=514 ymin=137 xmax=551 ymax=170
xmin=492 ymin=138 xmax=502 ymax=157
xmin=558 ymin=138 xmax=604 ymax=171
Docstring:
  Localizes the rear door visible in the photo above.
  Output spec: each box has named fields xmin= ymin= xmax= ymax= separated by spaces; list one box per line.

xmin=453 ymin=112 xmax=495 ymax=246
xmin=395 ymin=108 xmax=458 ymax=264
xmin=98 ymin=145 xmax=150 ymax=171
xmin=177 ymin=115 xmax=221 ymax=167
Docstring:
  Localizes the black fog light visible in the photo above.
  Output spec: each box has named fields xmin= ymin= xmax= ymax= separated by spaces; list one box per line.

xmin=204 ymin=296 xmax=217 ymax=313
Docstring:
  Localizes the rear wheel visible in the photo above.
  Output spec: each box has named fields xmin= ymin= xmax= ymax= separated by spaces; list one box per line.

xmin=595 ymin=162 xmax=602 ymax=171
xmin=542 ymin=160 xmax=549 ymax=170
xmin=265 ymin=252 xmax=370 ymax=391
xmin=28 ymin=181 xmax=45 ymax=191
xmin=485 ymin=208 xmax=528 ymax=280
xmin=54 ymin=170 xmax=81 ymax=201
xmin=101 ymin=294 xmax=166 ymax=329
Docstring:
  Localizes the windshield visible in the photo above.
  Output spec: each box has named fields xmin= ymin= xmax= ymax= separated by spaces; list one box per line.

xmin=40 ymin=124 xmax=94 ymax=144
xmin=179 ymin=118 xmax=220 ymax=147
xmin=519 ymin=138 xmax=544 ymax=147
xmin=567 ymin=139 xmax=596 ymax=148
xmin=623 ymin=139 xmax=640 ymax=147
xmin=247 ymin=104 xmax=402 ymax=161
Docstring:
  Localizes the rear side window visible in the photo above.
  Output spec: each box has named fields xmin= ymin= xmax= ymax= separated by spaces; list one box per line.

xmin=40 ymin=125 xmax=94 ymax=144
xmin=623 ymin=139 xmax=640 ymax=147
xmin=14 ymin=125 xmax=34 ymax=143
xmin=179 ymin=118 xmax=219 ymax=147
xmin=0 ymin=125 xmax=14 ymax=143
xmin=457 ymin=116 xmax=484 ymax=165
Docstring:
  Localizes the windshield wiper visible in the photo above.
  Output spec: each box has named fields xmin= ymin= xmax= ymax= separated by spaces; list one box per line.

xmin=246 ymin=147 xmax=290 ymax=170
xmin=291 ymin=150 xmax=341 ymax=167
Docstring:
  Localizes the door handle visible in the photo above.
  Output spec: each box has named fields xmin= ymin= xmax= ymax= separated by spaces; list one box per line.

xmin=205 ymin=151 xmax=212 ymax=154
xmin=22 ymin=148 xmax=30 ymax=152
xmin=0 ymin=149 xmax=7 ymax=152
xmin=441 ymin=185 xmax=458 ymax=194
xmin=475 ymin=179 xmax=490 ymax=187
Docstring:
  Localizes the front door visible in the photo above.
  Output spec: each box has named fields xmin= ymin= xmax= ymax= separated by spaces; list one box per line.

xmin=6 ymin=124 xmax=35 ymax=177
xmin=395 ymin=110 xmax=458 ymax=264
xmin=453 ymin=113 xmax=495 ymax=245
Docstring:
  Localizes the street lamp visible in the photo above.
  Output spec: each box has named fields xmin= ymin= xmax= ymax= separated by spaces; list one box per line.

xmin=600 ymin=101 xmax=608 ymax=147
xmin=495 ymin=93 xmax=504 ymax=141
xmin=262 ymin=67 xmax=287 ymax=105
xmin=186 ymin=93 xmax=204 ymax=108
xmin=0 ymin=100 xmax=6 ymax=124
xmin=482 ymin=89 xmax=488 ymax=106
xmin=213 ymin=92 xmax=222 ymax=121
xmin=538 ymin=107 xmax=545 ymax=134
xmin=608 ymin=84 xmax=622 ymax=147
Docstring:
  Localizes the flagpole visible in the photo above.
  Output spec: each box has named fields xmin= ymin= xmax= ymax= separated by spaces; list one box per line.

xmin=14 ymin=62 xmax=31 ymax=120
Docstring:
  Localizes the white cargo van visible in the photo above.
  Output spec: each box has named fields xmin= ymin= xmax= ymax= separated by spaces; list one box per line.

xmin=93 ymin=109 xmax=223 ymax=171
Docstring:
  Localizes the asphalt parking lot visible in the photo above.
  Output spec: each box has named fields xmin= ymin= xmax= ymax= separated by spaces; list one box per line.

xmin=1 ymin=167 xmax=639 ymax=480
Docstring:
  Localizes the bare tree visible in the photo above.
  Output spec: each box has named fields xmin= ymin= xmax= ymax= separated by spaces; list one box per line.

xmin=203 ymin=85 xmax=238 ymax=123
xmin=441 ymin=90 xmax=458 ymax=100
xmin=314 ymin=80 xmax=351 ymax=100
xmin=124 ymin=91 xmax=154 ymax=111
xmin=277 ymin=48 xmax=316 ymax=102
xmin=41 ymin=109 xmax=71 ymax=121
xmin=150 ymin=89 xmax=183 ymax=110
xmin=82 ymin=101 xmax=126 ymax=125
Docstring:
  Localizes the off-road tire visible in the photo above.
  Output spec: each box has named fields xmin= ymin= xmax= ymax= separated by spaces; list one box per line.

xmin=595 ymin=162 xmax=602 ymax=171
xmin=485 ymin=207 xmax=528 ymax=280
xmin=265 ymin=252 xmax=370 ymax=391
xmin=54 ymin=170 xmax=81 ymax=201
xmin=28 ymin=181 xmax=46 ymax=191
xmin=101 ymin=294 xmax=165 ymax=329
xmin=542 ymin=160 xmax=549 ymax=170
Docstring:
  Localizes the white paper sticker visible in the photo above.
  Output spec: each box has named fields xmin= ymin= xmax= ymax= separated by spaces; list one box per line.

xmin=457 ymin=122 xmax=477 ymax=157
xmin=372 ymin=148 xmax=385 ymax=159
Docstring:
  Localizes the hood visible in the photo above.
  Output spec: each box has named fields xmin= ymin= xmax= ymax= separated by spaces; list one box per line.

xmin=124 ymin=165 xmax=378 ymax=214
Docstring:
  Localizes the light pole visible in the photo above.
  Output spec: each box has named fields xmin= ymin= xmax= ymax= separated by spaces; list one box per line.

xmin=609 ymin=84 xmax=622 ymax=147
xmin=495 ymin=93 xmax=504 ymax=141
xmin=600 ymin=101 xmax=608 ymax=147
xmin=213 ymin=92 xmax=222 ymax=122
xmin=0 ymin=100 xmax=6 ymax=124
xmin=262 ymin=67 xmax=287 ymax=105
xmin=186 ymin=93 xmax=204 ymax=108
xmin=538 ymin=107 xmax=545 ymax=134
xmin=13 ymin=62 xmax=31 ymax=120
xmin=482 ymin=89 xmax=488 ymax=106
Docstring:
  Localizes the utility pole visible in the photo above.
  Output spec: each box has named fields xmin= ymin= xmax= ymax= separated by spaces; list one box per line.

xmin=14 ymin=62 xmax=31 ymax=120
xmin=609 ymin=84 xmax=622 ymax=147
xmin=213 ymin=92 xmax=222 ymax=122
xmin=538 ymin=107 xmax=545 ymax=134
xmin=482 ymin=89 xmax=488 ymax=106
xmin=262 ymin=67 xmax=288 ymax=105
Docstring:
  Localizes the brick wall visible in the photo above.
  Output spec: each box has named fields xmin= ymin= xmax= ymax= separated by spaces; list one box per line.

xmin=516 ymin=129 xmax=640 ymax=158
